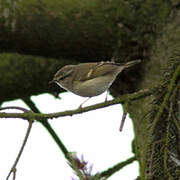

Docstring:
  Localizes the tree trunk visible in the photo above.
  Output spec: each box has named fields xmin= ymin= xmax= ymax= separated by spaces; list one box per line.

xmin=131 ymin=11 xmax=180 ymax=179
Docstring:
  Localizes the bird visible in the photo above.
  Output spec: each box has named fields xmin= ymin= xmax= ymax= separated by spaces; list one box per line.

xmin=49 ymin=60 xmax=141 ymax=107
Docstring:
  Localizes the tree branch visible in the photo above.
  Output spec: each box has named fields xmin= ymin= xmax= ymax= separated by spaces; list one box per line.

xmin=22 ymin=97 xmax=69 ymax=159
xmin=22 ymin=97 xmax=86 ymax=179
xmin=150 ymin=64 xmax=180 ymax=134
xmin=0 ymin=88 xmax=154 ymax=121
xmin=3 ymin=107 xmax=33 ymax=180
xmin=97 ymin=156 xmax=136 ymax=178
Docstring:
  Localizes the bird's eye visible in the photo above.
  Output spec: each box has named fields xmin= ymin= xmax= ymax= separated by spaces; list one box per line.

xmin=58 ymin=72 xmax=70 ymax=81
xmin=57 ymin=69 xmax=73 ymax=81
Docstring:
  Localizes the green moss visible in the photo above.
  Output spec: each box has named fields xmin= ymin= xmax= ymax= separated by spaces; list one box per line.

xmin=0 ymin=0 xmax=172 ymax=60
xmin=0 ymin=53 xmax=76 ymax=102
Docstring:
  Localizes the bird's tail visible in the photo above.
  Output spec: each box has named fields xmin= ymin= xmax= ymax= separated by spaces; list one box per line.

xmin=122 ymin=59 xmax=141 ymax=68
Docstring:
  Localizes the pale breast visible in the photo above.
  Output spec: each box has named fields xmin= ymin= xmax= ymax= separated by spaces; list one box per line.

xmin=73 ymin=75 xmax=117 ymax=97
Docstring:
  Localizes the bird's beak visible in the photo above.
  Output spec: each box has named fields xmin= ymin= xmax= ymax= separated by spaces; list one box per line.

xmin=49 ymin=80 xmax=55 ymax=84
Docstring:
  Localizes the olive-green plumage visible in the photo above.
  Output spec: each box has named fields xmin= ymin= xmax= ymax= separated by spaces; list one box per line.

xmin=50 ymin=60 xmax=141 ymax=97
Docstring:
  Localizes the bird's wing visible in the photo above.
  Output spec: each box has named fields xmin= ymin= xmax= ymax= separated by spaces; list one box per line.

xmin=74 ymin=62 xmax=118 ymax=81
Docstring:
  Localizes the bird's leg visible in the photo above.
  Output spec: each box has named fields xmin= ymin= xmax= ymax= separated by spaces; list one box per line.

xmin=105 ymin=90 xmax=109 ymax=102
xmin=78 ymin=97 xmax=91 ymax=109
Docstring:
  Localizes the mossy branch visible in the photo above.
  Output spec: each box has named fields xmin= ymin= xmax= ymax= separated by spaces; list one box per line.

xmin=22 ymin=97 xmax=69 ymax=159
xmin=150 ymin=64 xmax=180 ymax=134
xmin=145 ymin=60 xmax=180 ymax=179
xmin=0 ymin=88 xmax=154 ymax=121
xmin=97 ymin=156 xmax=136 ymax=179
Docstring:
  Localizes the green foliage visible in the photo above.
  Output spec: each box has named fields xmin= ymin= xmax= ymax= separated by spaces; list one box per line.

xmin=145 ymin=57 xmax=180 ymax=179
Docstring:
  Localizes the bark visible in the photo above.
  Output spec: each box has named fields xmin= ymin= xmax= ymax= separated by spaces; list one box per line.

xmin=130 ymin=10 xmax=180 ymax=179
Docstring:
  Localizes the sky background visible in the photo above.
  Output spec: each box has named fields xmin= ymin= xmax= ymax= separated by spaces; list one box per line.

xmin=0 ymin=92 xmax=138 ymax=180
